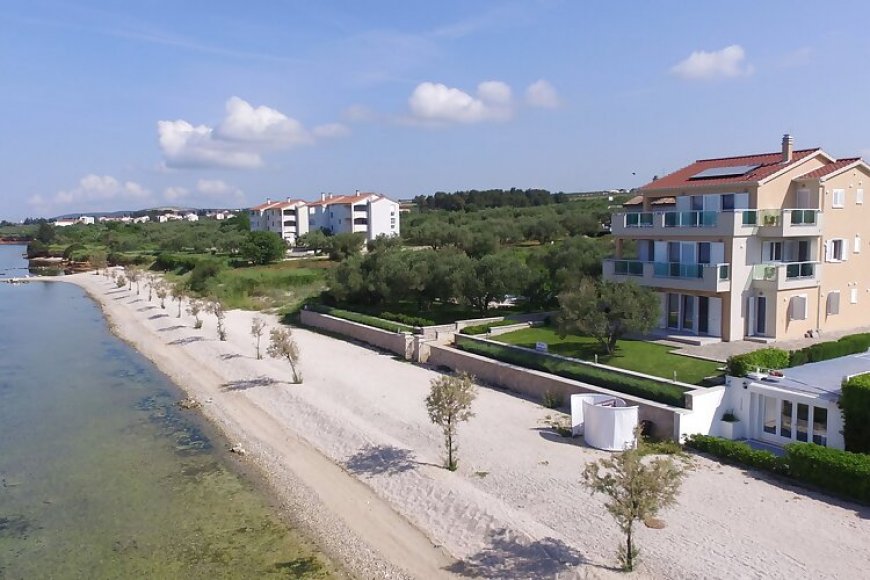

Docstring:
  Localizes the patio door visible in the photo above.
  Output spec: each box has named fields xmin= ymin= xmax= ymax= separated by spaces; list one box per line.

xmin=756 ymin=296 xmax=767 ymax=335
xmin=698 ymin=296 xmax=709 ymax=334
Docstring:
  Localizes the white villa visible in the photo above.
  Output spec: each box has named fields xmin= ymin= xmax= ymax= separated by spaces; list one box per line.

xmin=249 ymin=198 xmax=310 ymax=244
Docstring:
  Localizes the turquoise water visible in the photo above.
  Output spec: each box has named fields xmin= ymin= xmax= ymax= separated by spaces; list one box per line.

xmin=0 ymin=245 xmax=334 ymax=578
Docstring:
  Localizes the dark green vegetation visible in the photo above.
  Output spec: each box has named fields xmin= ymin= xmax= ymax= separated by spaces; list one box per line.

xmin=306 ymin=304 xmax=415 ymax=332
xmin=495 ymin=326 xmax=721 ymax=385
xmin=404 ymin=190 xmax=624 ymax=252
xmin=453 ymin=334 xmax=691 ymax=407
xmin=460 ymin=319 xmax=522 ymax=335
xmin=726 ymin=333 xmax=870 ymax=376
xmin=241 ymin=231 xmax=286 ymax=265
xmin=685 ymin=435 xmax=870 ymax=505
xmin=841 ymin=374 xmax=870 ymax=453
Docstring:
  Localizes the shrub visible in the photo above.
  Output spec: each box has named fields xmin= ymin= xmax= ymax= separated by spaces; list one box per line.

xmin=788 ymin=349 xmax=809 ymax=367
xmin=454 ymin=335 xmax=689 ymax=407
xmin=153 ymin=253 xmax=202 ymax=273
xmin=785 ymin=443 xmax=870 ymax=504
xmin=541 ymin=390 xmax=564 ymax=409
xmin=307 ymin=304 xmax=414 ymax=333
xmin=841 ymin=373 xmax=870 ymax=453
xmin=460 ymin=320 xmax=520 ymax=335
xmin=188 ymin=260 xmax=224 ymax=293
xmin=379 ymin=312 xmax=435 ymax=327
xmin=726 ymin=348 xmax=790 ymax=377
xmin=684 ymin=435 xmax=785 ymax=473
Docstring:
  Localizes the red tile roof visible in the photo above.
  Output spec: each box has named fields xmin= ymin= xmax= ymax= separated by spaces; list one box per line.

xmin=307 ymin=193 xmax=381 ymax=207
xmin=796 ymin=158 xmax=860 ymax=180
xmin=640 ymin=148 xmax=821 ymax=191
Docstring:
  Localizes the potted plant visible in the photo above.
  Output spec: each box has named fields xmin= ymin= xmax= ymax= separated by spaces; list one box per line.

xmin=719 ymin=410 xmax=743 ymax=440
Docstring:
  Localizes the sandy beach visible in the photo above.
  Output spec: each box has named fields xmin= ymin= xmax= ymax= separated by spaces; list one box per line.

xmin=55 ymin=272 xmax=870 ymax=579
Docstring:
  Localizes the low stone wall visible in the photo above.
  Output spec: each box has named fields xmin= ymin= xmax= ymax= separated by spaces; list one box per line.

xmin=486 ymin=322 xmax=535 ymax=337
xmin=427 ymin=344 xmax=683 ymax=441
xmin=300 ymin=310 xmax=413 ymax=360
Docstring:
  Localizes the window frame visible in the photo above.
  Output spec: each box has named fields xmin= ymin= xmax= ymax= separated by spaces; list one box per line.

xmin=832 ymin=189 xmax=845 ymax=208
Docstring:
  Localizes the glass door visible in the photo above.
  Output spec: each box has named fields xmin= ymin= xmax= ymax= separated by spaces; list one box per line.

xmin=756 ymin=297 xmax=767 ymax=335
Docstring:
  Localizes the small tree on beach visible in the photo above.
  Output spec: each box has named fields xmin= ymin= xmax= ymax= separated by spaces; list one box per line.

xmin=208 ymin=300 xmax=227 ymax=341
xmin=267 ymin=327 xmax=302 ymax=382
xmin=250 ymin=317 xmax=266 ymax=359
xmin=171 ymin=284 xmax=185 ymax=318
xmin=146 ymin=274 xmax=156 ymax=302
xmin=582 ymin=437 xmax=685 ymax=572
xmin=89 ymin=250 xmax=108 ymax=275
xmin=155 ymin=281 xmax=169 ymax=309
xmin=425 ymin=373 xmax=477 ymax=471
xmin=127 ymin=267 xmax=142 ymax=295
xmin=187 ymin=299 xmax=204 ymax=329
xmin=116 ymin=274 xmax=127 ymax=289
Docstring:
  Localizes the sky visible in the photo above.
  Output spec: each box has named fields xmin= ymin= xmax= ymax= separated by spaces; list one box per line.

xmin=3 ymin=0 xmax=870 ymax=219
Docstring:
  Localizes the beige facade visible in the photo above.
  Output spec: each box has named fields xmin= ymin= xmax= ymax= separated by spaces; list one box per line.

xmin=606 ymin=135 xmax=870 ymax=342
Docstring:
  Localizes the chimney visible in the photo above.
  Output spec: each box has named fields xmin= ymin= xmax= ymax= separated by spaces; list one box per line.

xmin=320 ymin=192 xmax=327 ymax=201
xmin=782 ymin=134 xmax=793 ymax=163
xmin=287 ymin=196 xmax=292 ymax=203
xmin=266 ymin=197 xmax=271 ymax=204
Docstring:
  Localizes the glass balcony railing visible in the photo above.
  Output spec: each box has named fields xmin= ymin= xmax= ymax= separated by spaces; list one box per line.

xmin=752 ymin=262 xmax=816 ymax=282
xmin=653 ymin=262 xmax=703 ymax=279
xmin=662 ymin=210 xmax=718 ymax=228
xmin=789 ymin=209 xmax=818 ymax=226
xmin=625 ymin=212 xmax=654 ymax=227
xmin=612 ymin=260 xmax=644 ymax=276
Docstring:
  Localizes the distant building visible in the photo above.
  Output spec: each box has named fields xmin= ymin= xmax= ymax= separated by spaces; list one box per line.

xmin=249 ymin=198 xmax=310 ymax=245
xmin=183 ymin=213 xmax=199 ymax=222
xmin=307 ymin=192 xmax=400 ymax=240
xmin=54 ymin=216 xmax=94 ymax=226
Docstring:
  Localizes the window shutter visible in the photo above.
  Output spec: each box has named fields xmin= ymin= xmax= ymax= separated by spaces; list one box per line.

xmin=789 ymin=295 xmax=807 ymax=321
xmin=827 ymin=291 xmax=841 ymax=315
xmin=825 ymin=240 xmax=834 ymax=262
xmin=842 ymin=239 xmax=850 ymax=261
xmin=855 ymin=235 xmax=862 ymax=254
xmin=858 ymin=189 xmax=864 ymax=205
xmin=851 ymin=288 xmax=859 ymax=304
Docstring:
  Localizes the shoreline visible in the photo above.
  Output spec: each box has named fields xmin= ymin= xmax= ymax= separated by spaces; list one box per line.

xmin=57 ymin=273 xmax=455 ymax=580
xmin=32 ymin=271 xmax=870 ymax=580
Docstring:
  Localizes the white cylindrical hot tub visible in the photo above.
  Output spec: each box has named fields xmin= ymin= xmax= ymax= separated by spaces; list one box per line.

xmin=570 ymin=394 xmax=639 ymax=451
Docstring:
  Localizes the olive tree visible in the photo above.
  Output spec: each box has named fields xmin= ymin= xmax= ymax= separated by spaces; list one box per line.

xmin=171 ymin=284 xmax=185 ymax=318
xmin=425 ymin=373 xmax=477 ymax=471
xmin=155 ymin=281 xmax=169 ymax=309
xmin=267 ymin=327 xmax=301 ymax=383
xmin=557 ymin=279 xmax=659 ymax=355
xmin=207 ymin=300 xmax=227 ymax=341
xmin=250 ymin=317 xmax=266 ymax=359
xmin=582 ymin=442 xmax=685 ymax=571
xmin=187 ymin=299 xmax=204 ymax=329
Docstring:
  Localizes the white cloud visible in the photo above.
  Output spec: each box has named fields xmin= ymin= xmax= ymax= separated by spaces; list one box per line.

xmin=525 ymin=79 xmax=560 ymax=108
xmin=215 ymin=96 xmax=311 ymax=145
xmin=670 ymin=45 xmax=753 ymax=80
xmin=29 ymin=174 xmax=151 ymax=211
xmin=157 ymin=97 xmax=347 ymax=170
xmin=158 ymin=119 xmax=263 ymax=169
xmin=408 ymin=81 xmax=514 ymax=124
xmin=312 ymin=122 xmax=351 ymax=139
xmin=197 ymin=179 xmax=245 ymax=201
xmin=342 ymin=104 xmax=377 ymax=123
xmin=163 ymin=186 xmax=189 ymax=201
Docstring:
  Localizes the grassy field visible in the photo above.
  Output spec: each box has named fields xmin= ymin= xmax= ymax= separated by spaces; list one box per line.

xmin=495 ymin=326 xmax=722 ymax=385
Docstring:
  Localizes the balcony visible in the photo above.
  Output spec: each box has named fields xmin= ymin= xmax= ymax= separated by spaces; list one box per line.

xmin=611 ymin=208 xmax=822 ymax=238
xmin=752 ymin=261 xmax=820 ymax=291
xmin=750 ymin=209 xmax=822 ymax=237
xmin=604 ymin=259 xmax=731 ymax=293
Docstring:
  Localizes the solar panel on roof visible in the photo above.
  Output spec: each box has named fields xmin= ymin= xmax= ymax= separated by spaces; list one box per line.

xmin=689 ymin=164 xmax=761 ymax=180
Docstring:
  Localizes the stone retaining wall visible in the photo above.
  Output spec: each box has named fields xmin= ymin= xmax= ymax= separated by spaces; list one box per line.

xmin=300 ymin=310 xmax=413 ymax=360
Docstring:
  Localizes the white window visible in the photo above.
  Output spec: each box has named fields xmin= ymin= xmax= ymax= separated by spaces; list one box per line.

xmin=858 ymin=189 xmax=864 ymax=205
xmin=789 ymin=295 xmax=808 ymax=321
xmin=827 ymin=291 xmax=841 ymax=315
xmin=855 ymin=235 xmax=862 ymax=254
xmin=832 ymin=189 xmax=845 ymax=208
xmin=826 ymin=239 xmax=848 ymax=262
xmin=851 ymin=288 xmax=859 ymax=304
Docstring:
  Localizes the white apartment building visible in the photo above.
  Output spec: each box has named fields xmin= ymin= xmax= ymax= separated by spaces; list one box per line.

xmin=248 ymin=198 xmax=310 ymax=244
xmin=307 ymin=192 xmax=400 ymax=240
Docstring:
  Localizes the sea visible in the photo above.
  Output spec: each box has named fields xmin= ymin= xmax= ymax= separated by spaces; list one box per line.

xmin=0 ymin=244 xmax=333 ymax=578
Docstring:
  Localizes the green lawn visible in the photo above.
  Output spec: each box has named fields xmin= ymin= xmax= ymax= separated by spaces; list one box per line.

xmin=495 ymin=326 xmax=722 ymax=385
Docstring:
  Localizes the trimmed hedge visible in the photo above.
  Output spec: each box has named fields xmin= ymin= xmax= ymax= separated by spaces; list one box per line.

xmin=379 ymin=312 xmax=436 ymax=327
xmin=728 ymin=332 xmax=870 ymax=377
xmin=726 ymin=348 xmax=790 ymax=377
xmin=684 ymin=435 xmax=785 ymax=473
xmin=454 ymin=335 xmax=689 ymax=407
xmin=685 ymin=435 xmax=870 ymax=505
xmin=460 ymin=319 xmax=518 ymax=335
xmin=307 ymin=304 xmax=414 ymax=333
xmin=786 ymin=443 xmax=870 ymax=504
xmin=841 ymin=373 xmax=870 ymax=453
